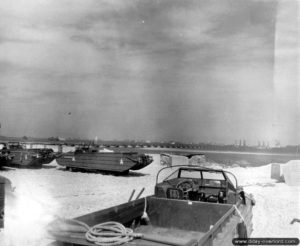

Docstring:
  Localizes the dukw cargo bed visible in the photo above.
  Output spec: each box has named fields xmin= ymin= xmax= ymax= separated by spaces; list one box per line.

xmin=49 ymin=196 xmax=252 ymax=246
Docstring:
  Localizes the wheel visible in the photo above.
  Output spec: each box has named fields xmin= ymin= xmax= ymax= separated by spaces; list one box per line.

xmin=237 ymin=222 xmax=248 ymax=238
xmin=176 ymin=180 xmax=194 ymax=200
xmin=0 ymin=208 xmax=4 ymax=220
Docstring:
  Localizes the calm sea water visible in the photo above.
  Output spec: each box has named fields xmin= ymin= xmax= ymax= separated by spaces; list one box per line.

xmin=142 ymin=148 xmax=300 ymax=167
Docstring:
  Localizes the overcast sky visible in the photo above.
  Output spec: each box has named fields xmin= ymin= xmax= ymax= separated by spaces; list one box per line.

xmin=0 ymin=0 xmax=298 ymax=145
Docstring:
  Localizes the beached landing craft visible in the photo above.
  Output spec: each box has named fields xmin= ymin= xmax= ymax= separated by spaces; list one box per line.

xmin=49 ymin=165 xmax=255 ymax=246
xmin=0 ymin=142 xmax=56 ymax=168
xmin=0 ymin=151 xmax=8 ymax=169
xmin=56 ymin=146 xmax=153 ymax=174
xmin=0 ymin=175 xmax=13 ymax=228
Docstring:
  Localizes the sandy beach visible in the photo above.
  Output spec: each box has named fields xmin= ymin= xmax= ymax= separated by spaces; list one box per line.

xmin=0 ymin=0 xmax=298 ymax=245
xmin=0 ymin=154 xmax=299 ymax=246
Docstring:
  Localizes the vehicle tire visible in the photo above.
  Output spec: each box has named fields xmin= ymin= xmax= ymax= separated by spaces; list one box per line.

xmin=0 ymin=208 xmax=4 ymax=220
xmin=237 ymin=222 xmax=248 ymax=238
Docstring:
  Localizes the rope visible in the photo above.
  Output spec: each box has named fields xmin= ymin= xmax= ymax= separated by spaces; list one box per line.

xmin=62 ymin=219 xmax=142 ymax=246
xmin=85 ymin=221 xmax=143 ymax=246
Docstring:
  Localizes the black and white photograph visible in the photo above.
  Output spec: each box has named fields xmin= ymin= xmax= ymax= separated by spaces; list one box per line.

xmin=0 ymin=0 xmax=299 ymax=245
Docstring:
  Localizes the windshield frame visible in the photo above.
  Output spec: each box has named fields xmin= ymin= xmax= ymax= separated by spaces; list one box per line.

xmin=156 ymin=165 xmax=227 ymax=184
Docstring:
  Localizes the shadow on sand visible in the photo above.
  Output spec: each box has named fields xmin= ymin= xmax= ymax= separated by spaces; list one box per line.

xmin=0 ymin=166 xmax=17 ymax=172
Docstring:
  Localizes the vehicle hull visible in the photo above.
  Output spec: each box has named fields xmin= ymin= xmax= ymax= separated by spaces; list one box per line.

xmin=56 ymin=152 xmax=153 ymax=173
xmin=1 ymin=149 xmax=56 ymax=168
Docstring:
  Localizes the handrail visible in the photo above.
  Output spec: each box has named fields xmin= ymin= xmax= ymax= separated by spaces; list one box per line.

xmin=223 ymin=170 xmax=238 ymax=189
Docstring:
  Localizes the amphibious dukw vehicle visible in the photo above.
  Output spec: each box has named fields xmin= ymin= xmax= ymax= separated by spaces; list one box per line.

xmin=0 ymin=142 xmax=56 ymax=168
xmin=49 ymin=165 xmax=255 ymax=246
xmin=56 ymin=146 xmax=153 ymax=174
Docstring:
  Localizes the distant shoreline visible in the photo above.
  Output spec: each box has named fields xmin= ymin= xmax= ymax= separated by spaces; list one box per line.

xmin=141 ymin=147 xmax=300 ymax=166
xmin=143 ymin=147 xmax=300 ymax=157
